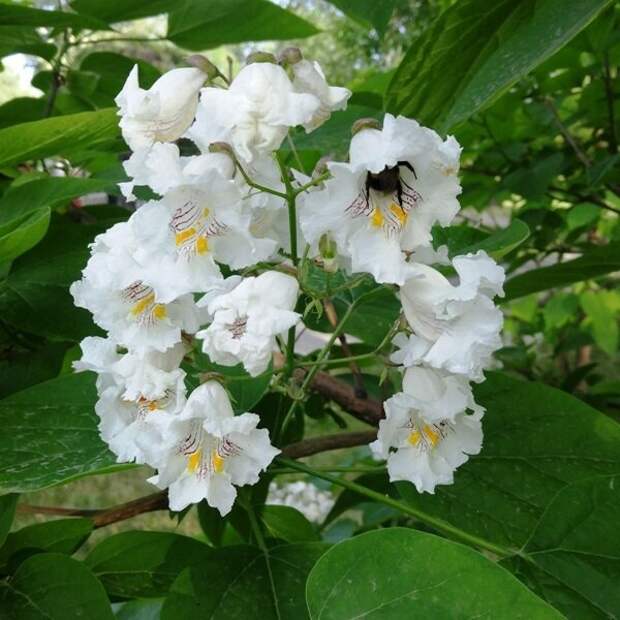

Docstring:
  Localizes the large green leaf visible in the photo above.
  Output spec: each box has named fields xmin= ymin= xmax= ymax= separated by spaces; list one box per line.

xmin=70 ymin=0 xmax=174 ymax=23
xmin=0 ymin=518 xmax=93 ymax=572
xmin=0 ymin=176 xmax=117 ymax=224
xmin=0 ymin=207 xmax=50 ymax=264
xmin=85 ymin=531 xmax=211 ymax=599
xmin=0 ymin=4 xmax=109 ymax=30
xmin=0 ymin=553 xmax=114 ymax=619
xmin=503 ymin=242 xmax=620 ymax=301
xmin=505 ymin=475 xmax=620 ymax=619
xmin=167 ymin=0 xmax=319 ymax=51
xmin=385 ymin=0 xmax=612 ymax=132
xmin=162 ymin=543 xmax=329 ymax=619
xmin=0 ymin=372 xmax=124 ymax=493
xmin=0 ymin=26 xmax=56 ymax=60
xmin=0 ymin=108 xmax=120 ymax=169
xmin=306 ymin=528 xmax=561 ymax=619
xmin=261 ymin=505 xmax=319 ymax=543
xmin=0 ymin=216 xmax=106 ymax=341
xmin=0 ymin=494 xmax=18 ymax=548
xmin=325 ymin=0 xmax=398 ymax=34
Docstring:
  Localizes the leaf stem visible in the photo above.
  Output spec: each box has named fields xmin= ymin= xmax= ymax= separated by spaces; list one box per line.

xmin=278 ymin=457 xmax=515 ymax=559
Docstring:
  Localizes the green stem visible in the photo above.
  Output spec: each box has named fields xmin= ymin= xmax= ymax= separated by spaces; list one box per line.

xmin=279 ymin=300 xmax=358 ymax=438
xmin=269 ymin=466 xmax=386 ymax=475
xmin=278 ymin=457 xmax=514 ymax=559
xmin=293 ymin=171 xmax=330 ymax=196
xmin=245 ymin=501 xmax=281 ymax=619
xmin=235 ymin=157 xmax=288 ymax=200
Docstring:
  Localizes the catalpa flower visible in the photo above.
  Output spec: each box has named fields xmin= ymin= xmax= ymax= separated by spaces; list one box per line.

xmin=70 ymin=222 xmax=202 ymax=354
xmin=115 ymin=65 xmax=206 ymax=151
xmin=394 ymin=250 xmax=505 ymax=381
xmin=149 ymin=381 xmax=280 ymax=514
xmin=197 ymin=271 xmax=300 ymax=376
xmin=120 ymin=142 xmax=235 ymax=201
xmin=300 ymin=114 xmax=462 ymax=285
xmin=291 ymin=59 xmax=351 ymax=131
xmin=96 ymin=370 xmax=186 ymax=466
xmin=130 ymin=168 xmax=276 ymax=300
xmin=370 ymin=366 xmax=484 ymax=493
xmin=188 ymin=61 xmax=320 ymax=162
xmin=74 ymin=336 xmax=186 ymax=401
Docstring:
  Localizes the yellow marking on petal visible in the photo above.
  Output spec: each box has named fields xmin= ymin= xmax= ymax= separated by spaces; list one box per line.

xmin=370 ymin=207 xmax=384 ymax=228
xmin=131 ymin=292 xmax=155 ymax=316
xmin=408 ymin=425 xmax=440 ymax=448
xmin=408 ymin=430 xmax=421 ymax=446
xmin=187 ymin=449 xmax=202 ymax=473
xmin=153 ymin=304 xmax=167 ymax=320
xmin=175 ymin=227 xmax=197 ymax=246
xmin=147 ymin=401 xmax=158 ymax=412
xmin=389 ymin=202 xmax=407 ymax=225
xmin=195 ymin=236 xmax=209 ymax=255
xmin=202 ymin=207 xmax=210 ymax=218
xmin=212 ymin=451 xmax=225 ymax=474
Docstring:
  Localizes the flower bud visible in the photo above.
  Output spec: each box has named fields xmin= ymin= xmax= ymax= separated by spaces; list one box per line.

xmin=312 ymin=155 xmax=331 ymax=179
xmin=186 ymin=55 xmax=222 ymax=81
xmin=278 ymin=46 xmax=303 ymax=66
xmin=246 ymin=51 xmax=277 ymax=65
xmin=319 ymin=234 xmax=339 ymax=272
xmin=351 ymin=117 xmax=381 ymax=136
xmin=208 ymin=141 xmax=235 ymax=159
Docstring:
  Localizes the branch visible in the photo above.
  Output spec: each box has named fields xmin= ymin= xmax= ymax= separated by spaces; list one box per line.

xmin=543 ymin=97 xmax=591 ymax=169
xmin=282 ymin=430 xmax=377 ymax=459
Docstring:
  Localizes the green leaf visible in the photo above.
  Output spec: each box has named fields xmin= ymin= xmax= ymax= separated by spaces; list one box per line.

xmin=162 ymin=543 xmax=329 ymax=619
xmin=0 ymin=97 xmax=46 ymax=130
xmin=70 ymin=0 xmax=175 ymax=23
xmin=0 ymin=108 xmax=120 ymax=169
xmin=167 ymin=0 xmax=319 ymax=51
xmin=306 ymin=528 xmax=561 ymax=619
xmin=580 ymin=290 xmax=619 ymax=355
xmin=0 ymin=216 xmax=107 ymax=341
xmin=0 ymin=553 xmax=114 ymax=619
xmin=261 ymin=505 xmax=319 ymax=543
xmin=0 ymin=518 xmax=93 ymax=572
xmin=0 ymin=176 xmax=117 ymax=224
xmin=503 ymin=242 xmax=620 ymax=300
xmin=325 ymin=0 xmax=397 ymax=34
xmin=0 ymin=207 xmax=50 ymax=264
xmin=0 ymin=26 xmax=56 ymax=60
xmin=386 ymin=0 xmax=612 ymax=132
xmin=506 ymin=475 xmax=620 ymax=619
xmin=115 ymin=599 xmax=164 ymax=620
xmin=85 ymin=531 xmax=211 ymax=598
xmin=0 ymin=4 xmax=110 ymax=30
xmin=0 ymin=372 xmax=125 ymax=494
xmin=196 ymin=500 xmax=226 ymax=546
xmin=0 ymin=494 xmax=18 ymax=548
xmin=436 ymin=219 xmax=530 ymax=260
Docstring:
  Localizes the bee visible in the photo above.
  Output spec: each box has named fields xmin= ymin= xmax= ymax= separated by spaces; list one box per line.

xmin=346 ymin=161 xmax=422 ymax=233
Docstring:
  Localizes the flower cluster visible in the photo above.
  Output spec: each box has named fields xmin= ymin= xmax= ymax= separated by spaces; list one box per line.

xmin=71 ymin=47 xmax=504 ymax=515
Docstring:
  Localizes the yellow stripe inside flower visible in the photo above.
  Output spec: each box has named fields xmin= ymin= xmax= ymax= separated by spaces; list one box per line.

xmin=370 ymin=208 xmax=384 ymax=228
xmin=175 ymin=227 xmax=196 ymax=245
xmin=186 ymin=449 xmax=225 ymax=474
xmin=389 ymin=202 xmax=407 ymax=225
xmin=408 ymin=424 xmax=441 ymax=449
xmin=130 ymin=292 xmax=167 ymax=320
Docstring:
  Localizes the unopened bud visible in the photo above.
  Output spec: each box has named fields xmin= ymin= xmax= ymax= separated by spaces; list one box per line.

xmin=278 ymin=46 xmax=303 ymax=66
xmin=246 ymin=51 xmax=277 ymax=65
xmin=186 ymin=55 xmax=222 ymax=80
xmin=319 ymin=233 xmax=338 ymax=261
xmin=351 ymin=117 xmax=381 ymax=136
xmin=312 ymin=156 xmax=331 ymax=179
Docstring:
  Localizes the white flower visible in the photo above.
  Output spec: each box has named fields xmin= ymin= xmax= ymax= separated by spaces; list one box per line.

xmin=196 ymin=271 xmax=300 ymax=376
xmin=115 ymin=65 xmax=206 ymax=151
xmin=129 ymin=169 xmax=276 ymax=300
xmin=300 ymin=114 xmax=462 ymax=285
xmin=395 ymin=251 xmax=505 ymax=381
xmin=291 ymin=60 xmax=351 ymax=131
xmin=70 ymin=221 xmax=202 ymax=354
xmin=74 ymin=335 xmax=186 ymax=401
xmin=188 ymin=62 xmax=320 ymax=162
xmin=149 ymin=381 xmax=280 ymax=514
xmin=120 ymin=142 xmax=235 ymax=201
xmin=370 ymin=366 xmax=484 ymax=493
xmin=96 ymin=371 xmax=186 ymax=466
